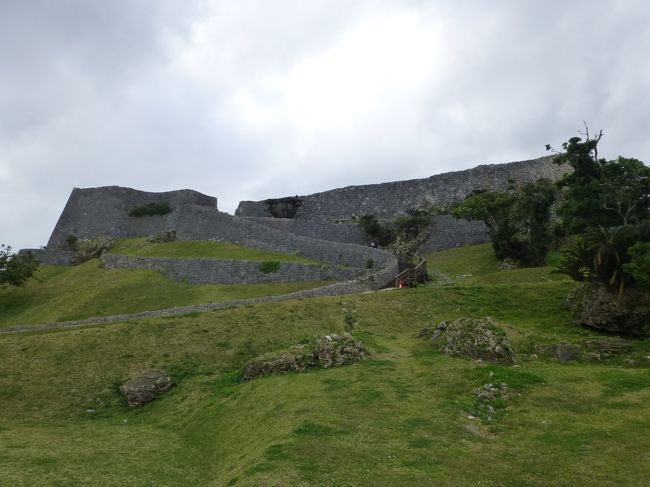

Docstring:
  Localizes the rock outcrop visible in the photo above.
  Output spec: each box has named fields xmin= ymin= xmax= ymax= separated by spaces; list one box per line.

xmin=420 ymin=317 xmax=515 ymax=364
xmin=120 ymin=369 xmax=173 ymax=406
xmin=566 ymin=283 xmax=650 ymax=336
xmin=242 ymin=333 xmax=365 ymax=381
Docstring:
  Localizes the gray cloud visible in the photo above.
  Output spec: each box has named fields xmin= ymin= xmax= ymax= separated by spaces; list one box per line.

xmin=1 ymin=0 xmax=649 ymax=250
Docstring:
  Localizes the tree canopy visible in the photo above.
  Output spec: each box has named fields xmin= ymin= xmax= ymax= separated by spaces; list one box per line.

xmin=0 ymin=245 xmax=40 ymax=288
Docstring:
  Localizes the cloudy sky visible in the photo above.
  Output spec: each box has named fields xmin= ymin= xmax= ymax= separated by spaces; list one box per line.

xmin=2 ymin=0 xmax=649 ymax=250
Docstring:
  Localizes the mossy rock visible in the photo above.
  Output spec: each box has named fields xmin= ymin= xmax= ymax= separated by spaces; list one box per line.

xmin=242 ymin=333 xmax=364 ymax=381
xmin=423 ymin=317 xmax=515 ymax=364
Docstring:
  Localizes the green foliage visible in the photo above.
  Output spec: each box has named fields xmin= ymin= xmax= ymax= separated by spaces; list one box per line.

xmin=394 ymin=208 xmax=431 ymax=242
xmin=554 ymin=225 xmax=647 ymax=293
xmin=128 ymin=202 xmax=172 ymax=217
xmin=549 ymin=129 xmax=650 ymax=233
xmin=623 ymin=242 xmax=650 ymax=289
xmin=452 ymin=179 xmax=557 ymax=266
xmin=259 ymin=261 xmax=281 ymax=273
xmin=365 ymin=259 xmax=374 ymax=269
xmin=358 ymin=215 xmax=395 ymax=246
xmin=0 ymin=245 xmax=40 ymax=288
xmin=65 ymin=234 xmax=78 ymax=248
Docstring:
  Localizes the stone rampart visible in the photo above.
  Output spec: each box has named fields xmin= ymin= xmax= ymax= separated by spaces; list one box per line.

xmin=47 ymin=186 xmax=218 ymax=250
xmin=171 ymin=205 xmax=396 ymax=273
xmin=18 ymin=249 xmax=75 ymax=266
xmin=236 ymin=156 xmax=569 ymax=221
xmin=101 ymin=254 xmax=363 ymax=284
xmin=418 ymin=216 xmax=489 ymax=254
xmin=245 ymin=217 xmax=366 ymax=245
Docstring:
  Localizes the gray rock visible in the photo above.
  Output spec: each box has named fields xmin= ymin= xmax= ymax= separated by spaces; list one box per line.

xmin=555 ymin=343 xmax=580 ymax=362
xmin=431 ymin=317 xmax=515 ymax=364
xmin=120 ymin=369 xmax=173 ymax=406
xmin=242 ymin=333 xmax=364 ymax=381
xmin=581 ymin=338 xmax=633 ymax=355
xmin=566 ymin=283 xmax=650 ymax=336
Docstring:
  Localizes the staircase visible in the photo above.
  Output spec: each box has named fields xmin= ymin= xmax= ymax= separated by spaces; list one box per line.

xmin=393 ymin=252 xmax=428 ymax=288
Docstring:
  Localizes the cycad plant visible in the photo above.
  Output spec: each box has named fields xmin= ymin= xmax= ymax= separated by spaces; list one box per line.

xmin=555 ymin=225 xmax=636 ymax=295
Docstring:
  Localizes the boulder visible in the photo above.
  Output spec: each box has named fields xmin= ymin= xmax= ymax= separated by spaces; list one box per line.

xmin=566 ymin=283 xmax=650 ymax=336
xmin=428 ymin=317 xmax=515 ymax=364
xmin=581 ymin=338 xmax=633 ymax=355
xmin=120 ymin=369 xmax=173 ymax=406
xmin=555 ymin=343 xmax=580 ymax=362
xmin=242 ymin=333 xmax=364 ymax=381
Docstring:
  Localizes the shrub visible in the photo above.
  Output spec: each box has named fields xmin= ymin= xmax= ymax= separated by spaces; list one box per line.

xmin=366 ymin=259 xmax=374 ymax=269
xmin=358 ymin=215 xmax=395 ymax=246
xmin=0 ymin=245 xmax=40 ymax=288
xmin=65 ymin=234 xmax=78 ymax=249
xmin=624 ymin=242 xmax=650 ymax=290
xmin=128 ymin=202 xmax=172 ymax=217
xmin=259 ymin=261 xmax=281 ymax=273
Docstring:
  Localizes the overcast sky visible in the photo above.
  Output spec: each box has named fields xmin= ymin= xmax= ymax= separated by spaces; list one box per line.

xmin=2 ymin=0 xmax=649 ymax=250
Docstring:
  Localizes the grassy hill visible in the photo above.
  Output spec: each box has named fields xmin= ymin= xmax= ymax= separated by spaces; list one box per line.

xmin=0 ymin=237 xmax=333 ymax=328
xmin=1 ymin=244 xmax=650 ymax=486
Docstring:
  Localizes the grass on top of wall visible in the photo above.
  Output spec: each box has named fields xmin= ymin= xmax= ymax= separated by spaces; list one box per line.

xmin=109 ymin=238 xmax=322 ymax=264
xmin=0 ymin=260 xmax=331 ymax=328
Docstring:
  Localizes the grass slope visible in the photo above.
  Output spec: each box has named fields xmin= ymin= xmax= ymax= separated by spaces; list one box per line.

xmin=0 ymin=260 xmax=330 ymax=328
xmin=1 ymin=244 xmax=650 ymax=486
xmin=109 ymin=238 xmax=322 ymax=264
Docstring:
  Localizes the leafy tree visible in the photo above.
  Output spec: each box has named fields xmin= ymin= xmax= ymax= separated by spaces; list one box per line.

xmin=548 ymin=125 xmax=650 ymax=233
xmin=452 ymin=180 xmax=556 ymax=266
xmin=358 ymin=215 xmax=395 ymax=247
xmin=623 ymin=242 xmax=650 ymax=290
xmin=0 ymin=245 xmax=40 ymax=288
xmin=394 ymin=208 xmax=431 ymax=242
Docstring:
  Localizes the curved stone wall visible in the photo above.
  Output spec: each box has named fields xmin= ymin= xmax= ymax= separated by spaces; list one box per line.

xmin=101 ymin=254 xmax=364 ymax=284
xmin=244 ymin=217 xmax=366 ymax=245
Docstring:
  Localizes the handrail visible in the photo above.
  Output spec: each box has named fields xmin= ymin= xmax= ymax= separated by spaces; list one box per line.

xmin=393 ymin=253 xmax=428 ymax=288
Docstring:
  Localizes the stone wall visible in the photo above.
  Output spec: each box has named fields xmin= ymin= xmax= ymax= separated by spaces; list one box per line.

xmin=236 ymin=156 xmax=569 ymax=221
xmin=246 ymin=217 xmax=366 ymax=245
xmin=47 ymin=186 xmax=218 ymax=249
xmin=418 ymin=216 xmax=489 ymax=254
xmin=171 ymin=205 xmax=397 ymax=272
xmin=18 ymin=249 xmax=75 ymax=266
xmin=101 ymin=254 xmax=363 ymax=284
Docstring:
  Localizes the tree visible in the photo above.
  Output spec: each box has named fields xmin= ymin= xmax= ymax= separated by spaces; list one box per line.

xmin=452 ymin=179 xmax=557 ymax=266
xmin=0 ymin=245 xmax=40 ymax=288
xmin=548 ymin=125 xmax=650 ymax=233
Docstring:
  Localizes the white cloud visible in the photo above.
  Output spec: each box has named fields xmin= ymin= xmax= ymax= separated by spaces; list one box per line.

xmin=1 ymin=0 xmax=650 ymax=250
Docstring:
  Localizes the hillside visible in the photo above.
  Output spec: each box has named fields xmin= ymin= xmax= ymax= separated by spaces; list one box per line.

xmin=1 ymin=244 xmax=650 ymax=486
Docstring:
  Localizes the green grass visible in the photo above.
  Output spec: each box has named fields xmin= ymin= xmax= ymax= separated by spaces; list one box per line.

xmin=0 ymin=260 xmax=330 ymax=328
xmin=1 ymin=244 xmax=650 ymax=485
xmin=109 ymin=238 xmax=322 ymax=264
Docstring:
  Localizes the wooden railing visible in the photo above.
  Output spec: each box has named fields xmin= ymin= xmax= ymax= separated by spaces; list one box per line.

xmin=393 ymin=252 xmax=428 ymax=288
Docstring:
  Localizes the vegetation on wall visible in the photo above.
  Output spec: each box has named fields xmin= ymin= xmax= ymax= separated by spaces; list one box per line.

xmin=264 ymin=197 xmax=303 ymax=218
xmin=358 ymin=208 xmax=433 ymax=252
xmin=128 ymin=202 xmax=172 ymax=217
xmin=259 ymin=261 xmax=281 ymax=273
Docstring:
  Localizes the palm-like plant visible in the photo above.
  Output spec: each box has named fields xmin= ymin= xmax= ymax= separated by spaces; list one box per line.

xmin=554 ymin=236 xmax=594 ymax=282
xmin=585 ymin=225 xmax=636 ymax=294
